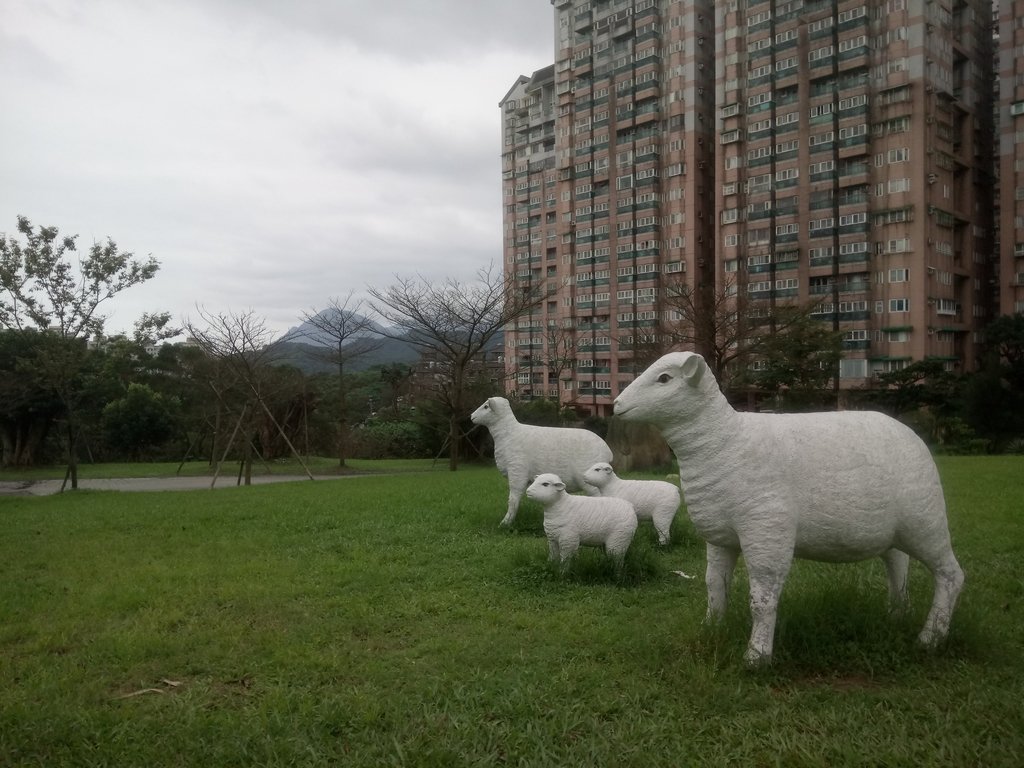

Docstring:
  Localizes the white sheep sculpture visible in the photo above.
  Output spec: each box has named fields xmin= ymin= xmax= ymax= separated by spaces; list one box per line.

xmin=526 ymin=472 xmax=638 ymax=569
xmin=471 ymin=396 xmax=613 ymax=526
xmin=613 ymin=351 xmax=964 ymax=665
xmin=583 ymin=462 xmax=680 ymax=546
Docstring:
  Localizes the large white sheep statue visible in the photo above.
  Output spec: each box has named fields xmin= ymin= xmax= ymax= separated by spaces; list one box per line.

xmin=583 ymin=462 xmax=680 ymax=545
xmin=471 ymin=396 xmax=613 ymax=526
xmin=526 ymin=473 xmax=637 ymax=569
xmin=613 ymin=351 xmax=964 ymax=665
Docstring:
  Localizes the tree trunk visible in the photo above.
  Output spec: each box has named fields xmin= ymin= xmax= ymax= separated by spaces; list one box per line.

xmin=448 ymin=413 xmax=459 ymax=471
xmin=65 ymin=421 xmax=79 ymax=491
xmin=210 ymin=402 xmax=222 ymax=469
xmin=337 ymin=356 xmax=347 ymax=468
xmin=243 ymin=440 xmax=253 ymax=486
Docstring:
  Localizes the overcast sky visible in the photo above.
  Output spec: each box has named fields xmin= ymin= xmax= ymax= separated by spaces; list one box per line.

xmin=1 ymin=0 xmax=554 ymax=339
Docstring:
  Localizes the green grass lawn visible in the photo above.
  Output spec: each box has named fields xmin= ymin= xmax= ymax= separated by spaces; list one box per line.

xmin=1 ymin=457 xmax=1022 ymax=766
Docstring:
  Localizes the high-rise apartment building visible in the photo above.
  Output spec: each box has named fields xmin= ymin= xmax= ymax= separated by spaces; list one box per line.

xmin=502 ymin=0 xmax=997 ymax=415
xmin=998 ymin=0 xmax=1024 ymax=316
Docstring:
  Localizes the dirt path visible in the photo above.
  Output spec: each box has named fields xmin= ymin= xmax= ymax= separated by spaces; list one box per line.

xmin=0 ymin=474 xmax=359 ymax=497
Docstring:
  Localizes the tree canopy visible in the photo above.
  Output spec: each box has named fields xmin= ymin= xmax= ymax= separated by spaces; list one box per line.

xmin=0 ymin=216 xmax=161 ymax=485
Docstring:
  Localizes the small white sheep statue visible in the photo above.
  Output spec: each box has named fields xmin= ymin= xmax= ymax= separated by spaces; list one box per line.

xmin=583 ymin=462 xmax=680 ymax=545
xmin=526 ymin=473 xmax=638 ymax=569
xmin=471 ymin=396 xmax=613 ymax=526
xmin=613 ymin=351 xmax=964 ymax=665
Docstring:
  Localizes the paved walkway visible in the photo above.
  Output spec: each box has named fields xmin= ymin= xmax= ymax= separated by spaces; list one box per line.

xmin=0 ymin=474 xmax=358 ymax=497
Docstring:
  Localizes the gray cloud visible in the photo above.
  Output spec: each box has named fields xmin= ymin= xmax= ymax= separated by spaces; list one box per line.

xmin=0 ymin=0 xmax=552 ymax=337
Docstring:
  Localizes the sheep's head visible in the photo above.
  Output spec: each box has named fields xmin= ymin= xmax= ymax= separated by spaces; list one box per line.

xmin=526 ymin=473 xmax=566 ymax=505
xmin=613 ymin=352 xmax=711 ymax=425
xmin=470 ymin=396 xmax=512 ymax=427
xmin=583 ymin=462 xmax=615 ymax=487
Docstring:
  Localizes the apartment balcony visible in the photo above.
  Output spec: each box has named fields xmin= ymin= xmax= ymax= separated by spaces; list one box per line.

xmin=635 ymin=109 xmax=659 ymax=127
xmin=809 ymin=280 xmax=871 ymax=295
xmin=842 ymin=340 xmax=872 ymax=351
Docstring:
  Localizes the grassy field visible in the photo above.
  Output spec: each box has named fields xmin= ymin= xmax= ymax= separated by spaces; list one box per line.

xmin=1 ymin=457 xmax=1022 ymax=766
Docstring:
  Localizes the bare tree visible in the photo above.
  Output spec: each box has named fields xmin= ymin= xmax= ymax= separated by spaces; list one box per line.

xmin=662 ymin=274 xmax=754 ymax=390
xmin=184 ymin=307 xmax=312 ymax=485
xmin=506 ymin=318 xmax=576 ymax=405
xmin=367 ymin=265 xmax=543 ymax=470
xmin=541 ymin=319 xmax=578 ymax=406
xmin=285 ymin=293 xmax=382 ymax=467
xmin=0 ymin=215 xmax=160 ymax=488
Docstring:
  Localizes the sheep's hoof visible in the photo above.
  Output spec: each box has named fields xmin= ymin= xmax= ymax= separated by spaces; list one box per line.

xmin=916 ymin=628 xmax=947 ymax=650
xmin=887 ymin=600 xmax=911 ymax=618
xmin=743 ymin=647 xmax=773 ymax=667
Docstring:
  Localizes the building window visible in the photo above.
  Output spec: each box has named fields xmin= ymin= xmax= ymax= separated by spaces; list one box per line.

xmin=889 ymin=268 xmax=909 ymax=283
xmin=840 ymin=358 xmax=868 ymax=378
xmin=889 ymin=298 xmax=909 ymax=312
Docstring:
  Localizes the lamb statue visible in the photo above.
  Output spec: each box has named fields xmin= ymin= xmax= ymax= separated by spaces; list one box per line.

xmin=471 ymin=396 xmax=612 ymax=526
xmin=526 ymin=473 xmax=638 ymax=570
xmin=613 ymin=351 xmax=964 ymax=665
xmin=583 ymin=462 xmax=680 ymax=545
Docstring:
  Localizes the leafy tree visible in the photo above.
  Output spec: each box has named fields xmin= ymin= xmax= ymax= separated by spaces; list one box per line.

xmin=378 ymin=363 xmax=414 ymax=417
xmin=0 ymin=216 xmax=159 ymax=485
xmin=662 ymin=273 xmax=840 ymax=401
xmin=963 ymin=313 xmax=1024 ymax=448
xmin=872 ymin=358 xmax=961 ymax=416
xmin=742 ymin=305 xmax=844 ymax=407
xmin=368 ymin=266 xmax=543 ymax=470
xmin=0 ymin=329 xmax=62 ymax=466
xmin=102 ymin=383 xmax=180 ymax=460
xmin=983 ymin=313 xmax=1024 ymax=390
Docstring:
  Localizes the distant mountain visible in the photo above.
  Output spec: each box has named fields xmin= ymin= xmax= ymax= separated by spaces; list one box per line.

xmin=271 ymin=310 xmax=417 ymax=374
xmin=271 ymin=308 xmax=505 ymax=375
xmin=270 ymin=336 xmax=420 ymax=375
xmin=279 ymin=309 xmax=386 ymax=348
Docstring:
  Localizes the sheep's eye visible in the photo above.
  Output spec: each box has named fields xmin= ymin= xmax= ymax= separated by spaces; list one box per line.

xmin=657 ymin=373 xmax=672 ymax=383
xmin=542 ymin=482 xmax=549 ymax=487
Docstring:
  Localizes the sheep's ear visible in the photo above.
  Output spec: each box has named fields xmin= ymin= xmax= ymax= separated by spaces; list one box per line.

xmin=680 ymin=354 xmax=706 ymax=387
xmin=554 ymin=481 xmax=565 ymax=491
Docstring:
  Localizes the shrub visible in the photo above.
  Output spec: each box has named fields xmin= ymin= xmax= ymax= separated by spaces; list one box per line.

xmin=351 ymin=419 xmax=431 ymax=459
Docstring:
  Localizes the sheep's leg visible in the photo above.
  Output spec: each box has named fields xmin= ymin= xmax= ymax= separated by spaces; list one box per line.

xmin=917 ymin=552 xmax=965 ymax=648
xmin=880 ymin=548 xmax=911 ymax=614
xmin=547 ymin=536 xmax=561 ymax=563
xmin=500 ymin=483 xmax=525 ymax=527
xmin=653 ymin=512 xmax=673 ymax=546
xmin=743 ymin=552 xmax=792 ymax=666
xmin=605 ymin=528 xmax=635 ymax=574
xmin=558 ymin=536 xmax=580 ymax=572
xmin=704 ymin=544 xmax=738 ymax=622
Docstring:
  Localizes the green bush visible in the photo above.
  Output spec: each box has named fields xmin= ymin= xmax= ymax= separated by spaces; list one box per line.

xmin=351 ymin=419 xmax=431 ymax=459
